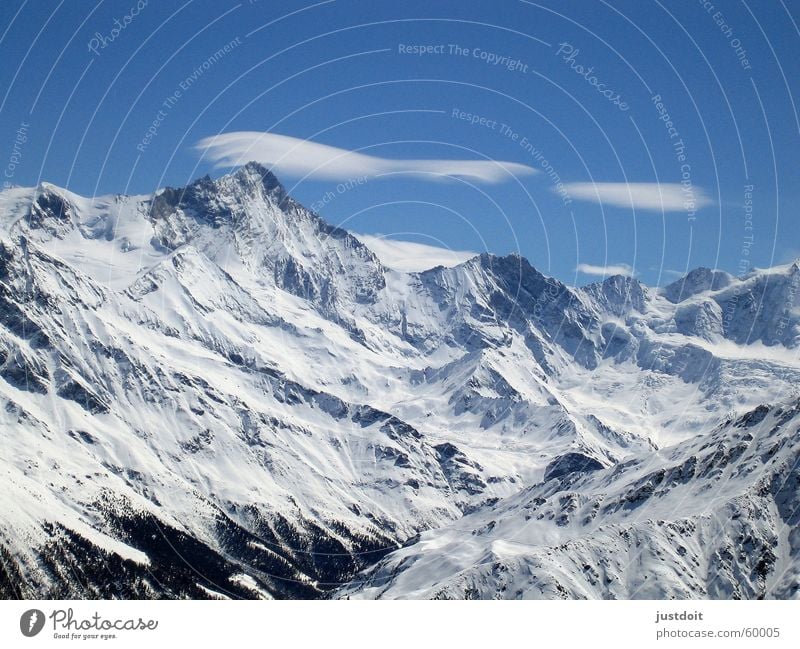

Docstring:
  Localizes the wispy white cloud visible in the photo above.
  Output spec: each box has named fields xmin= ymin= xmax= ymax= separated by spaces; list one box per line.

xmin=196 ymin=132 xmax=537 ymax=184
xmin=562 ymin=182 xmax=712 ymax=212
xmin=354 ymin=233 xmax=477 ymax=272
xmin=575 ymin=262 xmax=634 ymax=277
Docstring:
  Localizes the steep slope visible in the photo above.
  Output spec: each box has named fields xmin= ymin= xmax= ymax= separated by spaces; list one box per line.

xmin=0 ymin=233 xmax=463 ymax=598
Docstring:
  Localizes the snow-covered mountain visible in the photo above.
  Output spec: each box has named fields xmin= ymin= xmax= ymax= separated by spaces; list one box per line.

xmin=0 ymin=163 xmax=798 ymax=599
xmin=340 ymin=401 xmax=800 ymax=599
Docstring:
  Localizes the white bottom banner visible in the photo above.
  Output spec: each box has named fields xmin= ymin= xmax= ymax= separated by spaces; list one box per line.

xmin=0 ymin=600 xmax=796 ymax=648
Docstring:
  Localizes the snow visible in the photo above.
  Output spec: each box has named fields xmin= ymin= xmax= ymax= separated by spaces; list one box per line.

xmin=1 ymin=163 xmax=799 ymax=599
xmin=229 ymin=574 xmax=273 ymax=599
xmin=342 ymin=402 xmax=800 ymax=599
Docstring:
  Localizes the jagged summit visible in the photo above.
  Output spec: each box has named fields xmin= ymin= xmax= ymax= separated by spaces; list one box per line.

xmin=662 ymin=266 xmax=733 ymax=303
xmin=149 ymin=162 xmax=287 ymax=227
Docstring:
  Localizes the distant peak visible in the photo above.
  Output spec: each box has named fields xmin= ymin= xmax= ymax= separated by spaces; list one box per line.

xmin=601 ymin=273 xmax=640 ymax=287
xmin=33 ymin=182 xmax=72 ymax=202
xmin=150 ymin=162 xmax=289 ymax=223
xmin=239 ymin=160 xmax=269 ymax=174
xmin=662 ymin=267 xmax=733 ymax=303
xmin=230 ymin=161 xmax=283 ymax=193
xmin=476 ymin=251 xmax=543 ymax=275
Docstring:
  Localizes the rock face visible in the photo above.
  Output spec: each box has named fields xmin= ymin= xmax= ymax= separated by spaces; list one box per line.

xmin=543 ymin=453 xmax=605 ymax=482
xmin=0 ymin=165 xmax=799 ymax=599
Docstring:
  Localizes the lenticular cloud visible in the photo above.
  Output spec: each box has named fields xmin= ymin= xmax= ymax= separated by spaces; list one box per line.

xmin=196 ymin=131 xmax=537 ymax=184
xmin=561 ymin=181 xmax=713 ymax=212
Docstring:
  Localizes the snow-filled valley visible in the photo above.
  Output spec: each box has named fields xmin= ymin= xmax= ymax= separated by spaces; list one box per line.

xmin=0 ymin=163 xmax=798 ymax=599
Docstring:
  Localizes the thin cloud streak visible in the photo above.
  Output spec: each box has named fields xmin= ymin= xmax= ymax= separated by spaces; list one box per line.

xmin=575 ymin=262 xmax=634 ymax=277
xmin=562 ymin=182 xmax=712 ymax=212
xmin=354 ymin=234 xmax=477 ymax=272
xmin=196 ymin=132 xmax=537 ymax=184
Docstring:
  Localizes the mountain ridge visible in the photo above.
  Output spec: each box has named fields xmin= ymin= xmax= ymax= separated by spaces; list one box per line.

xmin=5 ymin=163 xmax=798 ymax=286
xmin=1 ymin=165 xmax=798 ymax=599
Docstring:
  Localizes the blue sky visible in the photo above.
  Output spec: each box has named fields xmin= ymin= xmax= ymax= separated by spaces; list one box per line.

xmin=1 ymin=0 xmax=799 ymax=285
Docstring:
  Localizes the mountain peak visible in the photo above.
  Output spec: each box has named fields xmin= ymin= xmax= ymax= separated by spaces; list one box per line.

xmin=662 ymin=266 xmax=733 ymax=303
xmin=470 ymin=250 xmax=543 ymax=276
xmin=229 ymin=161 xmax=284 ymax=193
xmin=149 ymin=162 xmax=288 ymax=230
